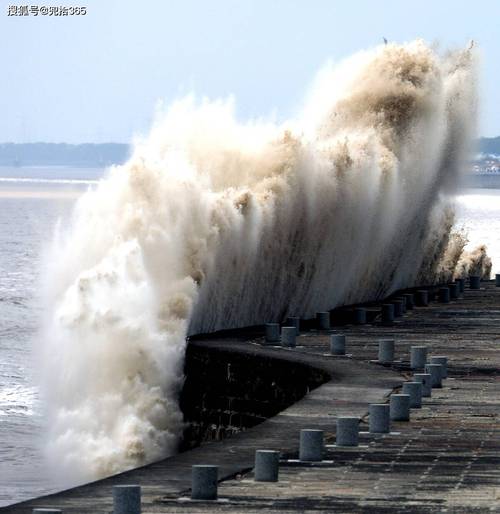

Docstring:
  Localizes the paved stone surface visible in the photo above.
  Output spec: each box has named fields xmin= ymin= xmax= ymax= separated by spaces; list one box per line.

xmin=3 ymin=282 xmax=500 ymax=513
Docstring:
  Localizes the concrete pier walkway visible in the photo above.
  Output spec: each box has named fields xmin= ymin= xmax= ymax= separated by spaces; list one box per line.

xmin=2 ymin=282 xmax=499 ymax=513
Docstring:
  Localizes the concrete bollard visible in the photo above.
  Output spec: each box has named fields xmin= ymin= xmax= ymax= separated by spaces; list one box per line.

xmin=397 ymin=297 xmax=407 ymax=313
xmin=425 ymin=363 xmax=443 ymax=388
xmin=403 ymin=293 xmax=415 ymax=310
xmin=336 ymin=417 xmax=359 ymax=446
xmin=410 ymin=345 xmax=428 ymax=370
xmin=402 ymin=381 xmax=423 ymax=408
xmin=369 ymin=404 xmax=390 ymax=434
xmin=430 ymin=356 xmax=448 ymax=378
xmin=316 ymin=312 xmax=330 ymax=330
xmin=415 ymin=290 xmax=429 ymax=306
xmin=378 ymin=339 xmax=395 ymax=363
xmin=33 ymin=510 xmax=62 ymax=513
xmin=286 ymin=316 xmax=300 ymax=335
xmin=456 ymin=278 xmax=465 ymax=293
xmin=299 ymin=429 xmax=323 ymax=461
xmin=438 ymin=287 xmax=450 ymax=303
xmin=449 ymin=283 xmax=459 ymax=300
xmin=414 ymin=373 xmax=432 ymax=397
xmin=330 ymin=334 xmax=346 ymax=355
xmin=191 ymin=465 xmax=218 ymax=501
xmin=113 ymin=485 xmax=141 ymax=514
xmin=265 ymin=323 xmax=280 ymax=344
xmin=254 ymin=450 xmax=280 ymax=482
xmin=469 ymin=275 xmax=481 ymax=290
xmin=354 ymin=307 xmax=367 ymax=324
xmin=381 ymin=304 xmax=394 ymax=325
xmin=393 ymin=300 xmax=404 ymax=317
xmin=281 ymin=326 xmax=296 ymax=348
xmin=496 ymin=274 xmax=500 ymax=287
xmin=390 ymin=394 xmax=410 ymax=421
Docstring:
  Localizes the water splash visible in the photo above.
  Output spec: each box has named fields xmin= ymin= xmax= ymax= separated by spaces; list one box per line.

xmin=40 ymin=40 xmax=479 ymax=484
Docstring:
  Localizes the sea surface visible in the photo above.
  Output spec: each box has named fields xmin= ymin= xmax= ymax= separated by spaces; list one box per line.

xmin=0 ymin=166 xmax=498 ymax=507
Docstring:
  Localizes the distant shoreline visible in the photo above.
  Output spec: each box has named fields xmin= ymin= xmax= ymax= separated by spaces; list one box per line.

xmin=0 ymin=137 xmax=499 ymax=168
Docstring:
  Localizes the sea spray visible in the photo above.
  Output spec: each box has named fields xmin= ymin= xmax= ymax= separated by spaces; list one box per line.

xmin=40 ymin=40 xmax=481 ymax=483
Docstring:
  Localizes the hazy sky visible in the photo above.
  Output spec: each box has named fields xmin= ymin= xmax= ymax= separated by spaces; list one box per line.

xmin=1 ymin=0 xmax=499 ymax=143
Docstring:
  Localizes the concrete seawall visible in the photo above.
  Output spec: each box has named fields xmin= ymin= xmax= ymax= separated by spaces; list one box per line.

xmin=2 ymin=281 xmax=499 ymax=513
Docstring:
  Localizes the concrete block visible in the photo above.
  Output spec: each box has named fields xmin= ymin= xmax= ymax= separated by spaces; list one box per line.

xmin=403 ymin=293 xmax=415 ymax=309
xmin=336 ymin=417 xmax=359 ymax=446
xmin=414 ymin=373 xmax=432 ymax=397
xmin=299 ymin=429 xmax=323 ymax=461
xmin=191 ymin=465 xmax=218 ymax=500
xmin=378 ymin=339 xmax=395 ymax=363
xmin=369 ymin=404 xmax=390 ymax=433
xmin=430 ymin=356 xmax=448 ymax=378
xmin=438 ymin=287 xmax=450 ymax=303
xmin=415 ymin=290 xmax=429 ymax=306
xmin=281 ymin=326 xmax=296 ymax=348
xmin=254 ymin=450 xmax=279 ymax=482
xmin=113 ymin=485 xmax=141 ymax=514
xmin=390 ymin=394 xmax=410 ymax=421
xmin=402 ymin=381 xmax=423 ymax=408
xmin=410 ymin=346 xmax=428 ymax=370
xmin=316 ymin=312 xmax=330 ymax=330
xmin=425 ymin=363 xmax=443 ymax=388
xmin=469 ymin=275 xmax=481 ymax=289
xmin=265 ymin=323 xmax=280 ymax=343
xmin=330 ymin=334 xmax=346 ymax=355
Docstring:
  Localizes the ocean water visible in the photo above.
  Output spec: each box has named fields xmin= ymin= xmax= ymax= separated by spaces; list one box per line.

xmin=0 ymin=165 xmax=498 ymax=506
xmin=0 ymin=167 xmax=101 ymax=506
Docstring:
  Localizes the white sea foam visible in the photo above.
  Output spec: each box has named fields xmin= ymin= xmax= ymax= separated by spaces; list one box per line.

xmin=40 ymin=40 xmax=483 ymax=484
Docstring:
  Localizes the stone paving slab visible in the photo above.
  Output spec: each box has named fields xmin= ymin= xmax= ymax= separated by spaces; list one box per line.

xmin=3 ymin=282 xmax=500 ymax=513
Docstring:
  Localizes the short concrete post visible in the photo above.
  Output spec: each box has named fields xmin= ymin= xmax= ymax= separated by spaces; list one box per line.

xmin=456 ymin=278 xmax=465 ymax=293
xmin=390 ymin=394 xmax=410 ymax=421
xmin=330 ymin=334 xmax=346 ymax=355
xmin=299 ymin=429 xmax=323 ymax=461
xmin=449 ymin=283 xmax=459 ymax=300
xmin=113 ymin=485 xmax=141 ymax=514
xmin=425 ymin=363 xmax=443 ymax=388
xmin=403 ymin=293 xmax=415 ymax=310
xmin=265 ymin=323 xmax=280 ymax=343
xmin=438 ymin=287 xmax=450 ymax=303
xmin=286 ymin=316 xmax=300 ymax=335
xmin=369 ymin=404 xmax=390 ymax=433
xmin=410 ymin=346 xmax=428 ymax=370
xmin=281 ymin=326 xmax=296 ymax=348
xmin=33 ymin=510 xmax=62 ymax=513
xmin=254 ymin=450 xmax=280 ymax=482
xmin=316 ymin=312 xmax=330 ymax=330
xmin=393 ymin=300 xmax=404 ymax=317
xmin=378 ymin=339 xmax=395 ymax=363
xmin=381 ymin=304 xmax=394 ymax=325
xmin=430 ymin=356 xmax=448 ymax=378
xmin=469 ymin=275 xmax=481 ymax=289
xmin=397 ymin=297 xmax=407 ymax=313
xmin=191 ymin=465 xmax=218 ymax=501
xmin=354 ymin=307 xmax=367 ymax=324
xmin=336 ymin=417 xmax=359 ymax=446
xmin=402 ymin=381 xmax=423 ymax=408
xmin=496 ymin=274 xmax=500 ymax=287
xmin=414 ymin=373 xmax=432 ymax=397
xmin=415 ymin=290 xmax=429 ymax=306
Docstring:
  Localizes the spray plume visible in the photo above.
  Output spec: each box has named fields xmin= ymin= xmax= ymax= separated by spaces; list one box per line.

xmin=40 ymin=40 xmax=480 ymax=483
